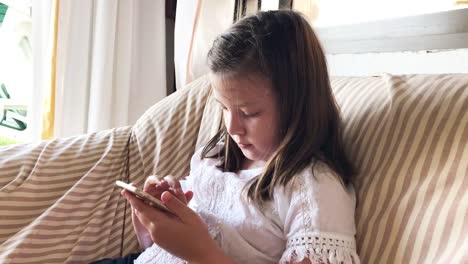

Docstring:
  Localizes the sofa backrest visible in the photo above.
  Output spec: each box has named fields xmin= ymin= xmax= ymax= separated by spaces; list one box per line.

xmin=331 ymin=74 xmax=468 ymax=263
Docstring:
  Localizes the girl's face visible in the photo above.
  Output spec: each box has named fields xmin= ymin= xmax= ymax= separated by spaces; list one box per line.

xmin=212 ymin=74 xmax=281 ymax=168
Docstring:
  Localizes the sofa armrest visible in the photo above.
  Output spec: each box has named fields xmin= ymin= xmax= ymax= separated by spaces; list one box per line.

xmin=0 ymin=126 xmax=138 ymax=262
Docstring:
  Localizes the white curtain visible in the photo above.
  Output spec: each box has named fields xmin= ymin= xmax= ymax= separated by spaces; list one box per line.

xmin=31 ymin=0 xmax=50 ymax=141
xmin=32 ymin=0 xmax=167 ymax=139
xmin=174 ymin=0 xmax=199 ymax=91
xmin=174 ymin=0 xmax=235 ymax=90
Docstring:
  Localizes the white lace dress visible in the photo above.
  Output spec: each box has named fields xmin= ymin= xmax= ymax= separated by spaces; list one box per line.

xmin=135 ymin=147 xmax=360 ymax=264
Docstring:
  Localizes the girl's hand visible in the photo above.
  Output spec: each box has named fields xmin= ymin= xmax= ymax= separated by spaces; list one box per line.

xmin=128 ymin=176 xmax=193 ymax=250
xmin=130 ymin=204 xmax=153 ymax=250
xmin=122 ymin=190 xmax=233 ymax=264
xmin=143 ymin=175 xmax=193 ymax=203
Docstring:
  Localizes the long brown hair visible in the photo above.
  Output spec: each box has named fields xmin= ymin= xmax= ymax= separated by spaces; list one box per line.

xmin=202 ymin=10 xmax=353 ymax=206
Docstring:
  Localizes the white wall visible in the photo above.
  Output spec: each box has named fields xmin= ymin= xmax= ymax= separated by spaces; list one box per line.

xmin=327 ymin=49 xmax=468 ymax=76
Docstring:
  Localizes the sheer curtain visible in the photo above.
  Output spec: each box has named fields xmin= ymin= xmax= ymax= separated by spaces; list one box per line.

xmin=174 ymin=0 xmax=235 ymax=90
xmin=32 ymin=0 xmax=167 ymax=139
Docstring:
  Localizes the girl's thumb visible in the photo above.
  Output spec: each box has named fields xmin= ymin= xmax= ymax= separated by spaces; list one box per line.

xmin=161 ymin=191 xmax=192 ymax=220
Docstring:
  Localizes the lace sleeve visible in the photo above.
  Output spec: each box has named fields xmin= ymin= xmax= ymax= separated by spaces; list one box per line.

xmin=278 ymin=164 xmax=360 ymax=264
xmin=281 ymin=232 xmax=359 ymax=263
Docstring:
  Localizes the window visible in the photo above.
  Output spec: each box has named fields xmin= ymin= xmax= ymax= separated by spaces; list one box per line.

xmin=233 ymin=1 xmax=468 ymax=54
xmin=0 ymin=0 xmax=32 ymax=146
xmin=293 ymin=0 xmax=468 ymax=53
xmin=298 ymin=0 xmax=467 ymax=27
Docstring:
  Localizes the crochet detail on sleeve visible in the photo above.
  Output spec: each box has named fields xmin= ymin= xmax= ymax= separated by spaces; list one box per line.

xmin=280 ymin=233 xmax=360 ymax=264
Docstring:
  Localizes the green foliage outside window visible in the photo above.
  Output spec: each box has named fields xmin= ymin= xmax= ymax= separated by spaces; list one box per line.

xmin=0 ymin=3 xmax=7 ymax=23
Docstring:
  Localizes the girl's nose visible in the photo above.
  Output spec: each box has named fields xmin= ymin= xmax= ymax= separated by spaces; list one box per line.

xmin=225 ymin=112 xmax=245 ymax=136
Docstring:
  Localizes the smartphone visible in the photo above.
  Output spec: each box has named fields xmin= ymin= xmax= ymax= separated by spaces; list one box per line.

xmin=116 ymin=180 xmax=172 ymax=214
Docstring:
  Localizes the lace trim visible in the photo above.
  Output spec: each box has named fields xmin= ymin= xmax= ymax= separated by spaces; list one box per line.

xmin=280 ymin=233 xmax=360 ymax=264
xmin=297 ymin=169 xmax=314 ymax=234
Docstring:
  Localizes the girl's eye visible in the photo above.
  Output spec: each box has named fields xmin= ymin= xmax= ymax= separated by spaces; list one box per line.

xmin=219 ymin=105 xmax=258 ymax=118
xmin=241 ymin=111 xmax=259 ymax=118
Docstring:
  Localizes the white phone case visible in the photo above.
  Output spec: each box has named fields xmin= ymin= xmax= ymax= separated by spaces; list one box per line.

xmin=116 ymin=180 xmax=172 ymax=213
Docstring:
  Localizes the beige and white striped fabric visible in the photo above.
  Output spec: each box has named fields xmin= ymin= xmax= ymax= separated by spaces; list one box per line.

xmin=0 ymin=75 xmax=214 ymax=263
xmin=0 ymin=126 xmax=134 ymax=263
xmin=331 ymin=74 xmax=468 ymax=264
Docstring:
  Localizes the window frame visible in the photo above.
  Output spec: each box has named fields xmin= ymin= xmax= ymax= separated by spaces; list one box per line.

xmin=315 ymin=8 xmax=468 ymax=54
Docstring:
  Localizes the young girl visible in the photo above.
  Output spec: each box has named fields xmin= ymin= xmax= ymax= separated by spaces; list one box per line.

xmin=109 ymin=10 xmax=359 ymax=264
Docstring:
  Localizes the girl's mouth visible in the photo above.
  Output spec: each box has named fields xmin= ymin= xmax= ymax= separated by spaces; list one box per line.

xmin=238 ymin=143 xmax=252 ymax=149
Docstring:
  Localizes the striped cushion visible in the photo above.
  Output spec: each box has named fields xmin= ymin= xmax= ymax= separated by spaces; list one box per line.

xmin=0 ymin=127 xmax=134 ymax=262
xmin=0 ymin=75 xmax=214 ymax=263
xmin=332 ymin=74 xmax=468 ymax=264
xmin=131 ymin=75 xmax=214 ymax=182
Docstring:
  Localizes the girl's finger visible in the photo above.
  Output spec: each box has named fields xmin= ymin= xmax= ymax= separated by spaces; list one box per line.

xmin=163 ymin=176 xmax=186 ymax=203
xmin=123 ymin=190 xmax=177 ymax=219
xmin=161 ymin=191 xmax=195 ymax=222
xmin=163 ymin=175 xmax=182 ymax=190
xmin=144 ymin=176 xmax=171 ymax=198
xmin=143 ymin=175 xmax=162 ymax=192
xmin=122 ymin=190 xmax=145 ymax=210
xmin=123 ymin=191 xmax=182 ymax=235
xmin=122 ymin=191 xmax=161 ymax=224
xmin=175 ymin=188 xmax=187 ymax=204
xmin=154 ymin=181 xmax=170 ymax=191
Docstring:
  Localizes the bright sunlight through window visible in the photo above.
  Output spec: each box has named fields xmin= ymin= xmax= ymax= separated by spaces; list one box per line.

xmin=294 ymin=0 xmax=467 ymax=27
xmin=0 ymin=0 xmax=32 ymax=146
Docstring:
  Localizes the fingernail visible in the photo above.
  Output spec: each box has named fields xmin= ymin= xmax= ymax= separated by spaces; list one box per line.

xmin=162 ymin=191 xmax=171 ymax=203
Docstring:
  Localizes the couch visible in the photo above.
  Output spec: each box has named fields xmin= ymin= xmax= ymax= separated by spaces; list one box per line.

xmin=0 ymin=73 xmax=467 ymax=263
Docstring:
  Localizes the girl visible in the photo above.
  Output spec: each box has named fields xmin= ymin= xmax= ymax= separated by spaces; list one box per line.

xmin=108 ymin=10 xmax=359 ymax=264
